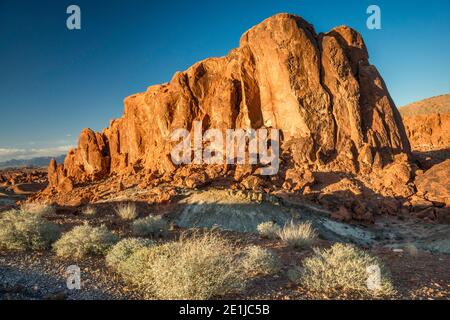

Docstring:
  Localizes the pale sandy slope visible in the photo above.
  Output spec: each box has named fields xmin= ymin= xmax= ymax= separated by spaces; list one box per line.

xmin=399 ymin=94 xmax=450 ymax=116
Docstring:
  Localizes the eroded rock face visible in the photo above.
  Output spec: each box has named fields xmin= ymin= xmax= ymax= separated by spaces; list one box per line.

xmin=402 ymin=113 xmax=450 ymax=151
xmin=48 ymin=14 xmax=410 ymax=191
xmin=399 ymin=94 xmax=450 ymax=152
xmin=64 ymin=128 xmax=110 ymax=181
xmin=47 ymin=159 xmax=73 ymax=193
xmin=415 ymin=159 xmax=450 ymax=206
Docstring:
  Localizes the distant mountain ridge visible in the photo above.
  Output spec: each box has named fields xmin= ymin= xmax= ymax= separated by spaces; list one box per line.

xmin=0 ymin=155 xmax=65 ymax=169
xmin=399 ymin=94 xmax=450 ymax=117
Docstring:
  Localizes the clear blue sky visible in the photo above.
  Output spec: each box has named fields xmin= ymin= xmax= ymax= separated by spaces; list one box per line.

xmin=0 ymin=0 xmax=449 ymax=161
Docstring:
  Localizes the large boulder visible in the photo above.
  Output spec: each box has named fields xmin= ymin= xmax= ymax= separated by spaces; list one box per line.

xmin=415 ymin=159 xmax=450 ymax=206
xmin=49 ymin=13 xmax=410 ymax=185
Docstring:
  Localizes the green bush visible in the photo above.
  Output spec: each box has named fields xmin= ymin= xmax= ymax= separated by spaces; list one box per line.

xmin=257 ymin=221 xmax=281 ymax=239
xmin=106 ymin=238 xmax=153 ymax=268
xmin=131 ymin=215 xmax=169 ymax=238
xmin=0 ymin=210 xmax=61 ymax=251
xmin=278 ymin=221 xmax=317 ymax=248
xmin=116 ymin=232 xmax=246 ymax=299
xmin=300 ymin=243 xmax=395 ymax=298
xmin=241 ymin=245 xmax=281 ymax=276
xmin=53 ymin=223 xmax=119 ymax=259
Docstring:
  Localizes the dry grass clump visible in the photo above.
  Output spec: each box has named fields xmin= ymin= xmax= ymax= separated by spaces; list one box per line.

xmin=21 ymin=202 xmax=55 ymax=216
xmin=115 ymin=232 xmax=246 ymax=299
xmin=241 ymin=245 xmax=281 ymax=276
xmin=300 ymin=243 xmax=395 ymax=298
xmin=257 ymin=221 xmax=281 ymax=239
xmin=131 ymin=215 xmax=169 ymax=238
xmin=115 ymin=203 xmax=138 ymax=221
xmin=53 ymin=223 xmax=119 ymax=259
xmin=106 ymin=238 xmax=153 ymax=268
xmin=278 ymin=221 xmax=317 ymax=248
xmin=82 ymin=205 xmax=97 ymax=216
xmin=0 ymin=210 xmax=61 ymax=251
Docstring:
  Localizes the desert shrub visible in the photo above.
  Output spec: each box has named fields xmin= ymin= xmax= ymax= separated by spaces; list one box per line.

xmin=257 ymin=221 xmax=281 ymax=239
xmin=53 ymin=223 xmax=119 ymax=259
xmin=117 ymin=232 xmax=246 ymax=299
xmin=278 ymin=221 xmax=317 ymax=248
xmin=21 ymin=203 xmax=55 ymax=216
xmin=115 ymin=245 xmax=156 ymax=285
xmin=82 ymin=205 xmax=97 ymax=216
xmin=241 ymin=245 xmax=281 ymax=276
xmin=115 ymin=203 xmax=137 ymax=221
xmin=0 ymin=210 xmax=61 ymax=251
xmin=131 ymin=215 xmax=168 ymax=238
xmin=286 ymin=266 xmax=302 ymax=283
xmin=300 ymin=243 xmax=395 ymax=298
xmin=106 ymin=238 xmax=153 ymax=268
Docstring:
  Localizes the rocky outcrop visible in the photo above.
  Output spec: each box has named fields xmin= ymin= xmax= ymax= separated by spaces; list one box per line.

xmin=402 ymin=113 xmax=450 ymax=151
xmin=48 ymin=159 xmax=73 ymax=193
xmin=415 ymin=159 xmax=450 ymax=206
xmin=63 ymin=128 xmax=110 ymax=182
xmin=47 ymin=14 xmax=410 ymax=195
xmin=399 ymin=94 xmax=450 ymax=151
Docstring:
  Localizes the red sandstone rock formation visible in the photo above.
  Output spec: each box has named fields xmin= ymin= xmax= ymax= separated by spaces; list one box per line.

xmin=48 ymin=159 xmax=73 ymax=193
xmin=47 ymin=14 xmax=410 ymax=191
xmin=402 ymin=113 xmax=450 ymax=151
xmin=415 ymin=159 xmax=450 ymax=206
xmin=399 ymin=94 xmax=450 ymax=151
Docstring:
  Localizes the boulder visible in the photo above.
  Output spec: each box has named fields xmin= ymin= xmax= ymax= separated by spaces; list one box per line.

xmin=47 ymin=159 xmax=73 ymax=193
xmin=415 ymin=159 xmax=450 ymax=206
xmin=49 ymin=14 xmax=409 ymax=188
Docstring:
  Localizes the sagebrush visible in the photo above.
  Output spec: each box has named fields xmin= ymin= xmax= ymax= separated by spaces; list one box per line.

xmin=21 ymin=203 xmax=55 ymax=216
xmin=115 ymin=232 xmax=246 ymax=299
xmin=82 ymin=206 xmax=97 ymax=216
xmin=300 ymin=243 xmax=395 ymax=298
xmin=106 ymin=238 xmax=153 ymax=268
xmin=241 ymin=245 xmax=281 ymax=276
xmin=131 ymin=215 xmax=169 ymax=238
xmin=0 ymin=210 xmax=61 ymax=251
xmin=53 ymin=223 xmax=119 ymax=259
xmin=278 ymin=221 xmax=317 ymax=248
xmin=257 ymin=221 xmax=281 ymax=239
xmin=115 ymin=203 xmax=138 ymax=221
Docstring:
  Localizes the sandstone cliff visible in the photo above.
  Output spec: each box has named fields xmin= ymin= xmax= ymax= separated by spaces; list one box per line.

xmin=47 ymin=14 xmax=410 ymax=193
xmin=399 ymin=94 xmax=450 ymax=151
